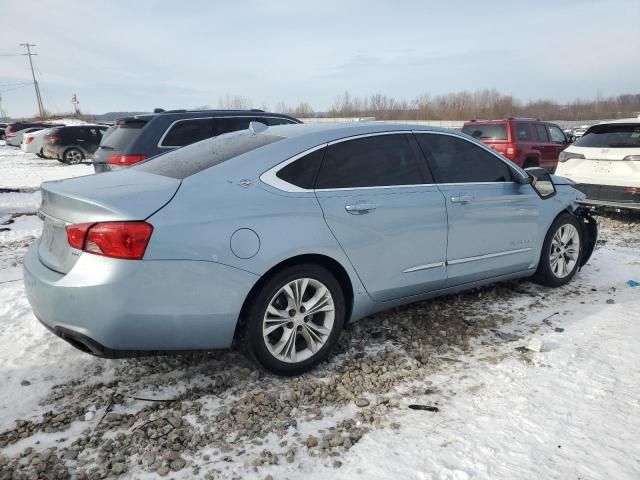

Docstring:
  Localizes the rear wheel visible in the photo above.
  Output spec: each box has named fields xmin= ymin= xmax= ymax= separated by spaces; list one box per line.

xmin=533 ymin=213 xmax=582 ymax=287
xmin=239 ymin=264 xmax=345 ymax=375
xmin=61 ymin=148 xmax=84 ymax=164
xmin=523 ymin=158 xmax=539 ymax=169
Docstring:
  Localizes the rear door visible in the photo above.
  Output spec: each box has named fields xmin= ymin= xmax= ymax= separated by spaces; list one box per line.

xmin=314 ymin=132 xmax=448 ymax=302
xmin=547 ymin=124 xmax=568 ymax=170
xmin=533 ymin=123 xmax=556 ymax=170
xmin=415 ymin=132 xmax=540 ymax=286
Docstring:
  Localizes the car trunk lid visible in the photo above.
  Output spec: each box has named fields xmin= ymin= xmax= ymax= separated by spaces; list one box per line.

xmin=37 ymin=170 xmax=180 ymax=274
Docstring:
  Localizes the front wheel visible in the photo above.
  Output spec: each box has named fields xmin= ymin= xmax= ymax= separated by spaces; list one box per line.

xmin=239 ymin=264 xmax=345 ymax=375
xmin=61 ymin=148 xmax=84 ymax=164
xmin=533 ymin=213 xmax=582 ymax=287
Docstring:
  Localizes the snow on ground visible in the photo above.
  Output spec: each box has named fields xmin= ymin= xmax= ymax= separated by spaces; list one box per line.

xmin=0 ymin=143 xmax=639 ymax=479
xmin=0 ymin=144 xmax=91 ymax=189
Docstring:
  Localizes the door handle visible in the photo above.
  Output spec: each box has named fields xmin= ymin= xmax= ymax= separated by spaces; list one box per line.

xmin=450 ymin=195 xmax=473 ymax=204
xmin=345 ymin=202 xmax=376 ymax=214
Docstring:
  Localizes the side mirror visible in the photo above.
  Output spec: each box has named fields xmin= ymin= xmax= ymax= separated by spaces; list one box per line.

xmin=525 ymin=167 xmax=556 ymax=199
xmin=516 ymin=174 xmax=533 ymax=185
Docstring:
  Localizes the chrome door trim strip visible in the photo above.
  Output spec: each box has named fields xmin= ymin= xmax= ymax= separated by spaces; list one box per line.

xmin=447 ymin=248 xmax=532 ymax=265
xmin=402 ymin=261 xmax=445 ymax=273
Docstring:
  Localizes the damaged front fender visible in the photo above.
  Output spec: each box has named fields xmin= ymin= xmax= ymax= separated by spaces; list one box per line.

xmin=573 ymin=206 xmax=598 ymax=268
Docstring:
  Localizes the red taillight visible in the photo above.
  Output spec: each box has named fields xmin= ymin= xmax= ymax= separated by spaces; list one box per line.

xmin=625 ymin=187 xmax=640 ymax=195
xmin=65 ymin=221 xmax=153 ymax=260
xmin=107 ymin=154 xmax=147 ymax=166
xmin=505 ymin=143 xmax=517 ymax=160
xmin=47 ymin=135 xmax=61 ymax=143
xmin=25 ymin=136 xmax=34 ymax=144
xmin=66 ymin=223 xmax=94 ymax=250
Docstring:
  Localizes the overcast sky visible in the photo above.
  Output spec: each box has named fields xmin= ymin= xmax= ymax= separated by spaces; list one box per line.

xmin=1 ymin=0 xmax=639 ymax=118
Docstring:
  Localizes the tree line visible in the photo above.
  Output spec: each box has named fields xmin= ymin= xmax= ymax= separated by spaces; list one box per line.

xmin=218 ymin=90 xmax=640 ymax=121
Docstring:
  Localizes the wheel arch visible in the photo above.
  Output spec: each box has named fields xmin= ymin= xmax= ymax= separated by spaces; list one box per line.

xmin=233 ymin=253 xmax=355 ymax=343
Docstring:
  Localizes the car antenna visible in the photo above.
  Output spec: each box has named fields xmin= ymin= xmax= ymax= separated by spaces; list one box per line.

xmin=249 ymin=121 xmax=268 ymax=134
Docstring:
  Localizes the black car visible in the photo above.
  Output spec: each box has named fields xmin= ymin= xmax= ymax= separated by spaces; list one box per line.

xmin=92 ymin=109 xmax=301 ymax=173
xmin=42 ymin=125 xmax=109 ymax=164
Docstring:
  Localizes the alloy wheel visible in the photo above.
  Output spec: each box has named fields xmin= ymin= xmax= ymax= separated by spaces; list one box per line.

xmin=262 ymin=278 xmax=335 ymax=363
xmin=550 ymin=224 xmax=580 ymax=278
xmin=65 ymin=149 xmax=83 ymax=164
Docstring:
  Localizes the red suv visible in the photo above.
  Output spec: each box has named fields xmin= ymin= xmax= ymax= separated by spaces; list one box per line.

xmin=462 ymin=118 xmax=569 ymax=172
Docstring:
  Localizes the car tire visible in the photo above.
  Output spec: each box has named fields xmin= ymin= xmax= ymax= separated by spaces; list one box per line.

xmin=239 ymin=264 xmax=345 ymax=376
xmin=36 ymin=150 xmax=44 ymax=158
xmin=533 ymin=213 xmax=582 ymax=287
xmin=61 ymin=148 xmax=84 ymax=164
xmin=523 ymin=158 xmax=539 ymax=169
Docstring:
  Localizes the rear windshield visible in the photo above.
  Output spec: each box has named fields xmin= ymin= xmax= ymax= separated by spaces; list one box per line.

xmin=99 ymin=121 xmax=146 ymax=150
xmin=574 ymin=124 xmax=640 ymax=148
xmin=462 ymin=124 xmax=508 ymax=140
xmin=133 ymin=131 xmax=284 ymax=179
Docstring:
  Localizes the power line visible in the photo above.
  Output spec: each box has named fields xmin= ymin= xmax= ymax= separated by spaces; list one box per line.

xmin=20 ymin=43 xmax=45 ymax=118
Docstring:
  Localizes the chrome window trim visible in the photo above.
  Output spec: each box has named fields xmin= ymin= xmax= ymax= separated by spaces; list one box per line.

xmin=157 ymin=116 xmax=297 ymax=148
xmin=402 ymin=261 xmax=445 ymax=273
xmin=447 ymin=247 xmax=532 ymax=265
xmin=411 ymin=130 xmax=529 ymax=182
xmin=259 ymin=144 xmax=328 ymax=193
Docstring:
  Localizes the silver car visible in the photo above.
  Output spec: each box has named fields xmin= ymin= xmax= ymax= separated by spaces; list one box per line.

xmin=24 ymin=122 xmax=597 ymax=375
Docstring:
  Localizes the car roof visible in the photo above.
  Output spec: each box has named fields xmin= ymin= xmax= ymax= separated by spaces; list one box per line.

xmin=125 ymin=110 xmax=298 ymax=123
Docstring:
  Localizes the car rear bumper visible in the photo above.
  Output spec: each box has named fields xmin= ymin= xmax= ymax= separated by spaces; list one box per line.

xmin=574 ymin=183 xmax=640 ymax=210
xmin=23 ymin=241 xmax=259 ymax=356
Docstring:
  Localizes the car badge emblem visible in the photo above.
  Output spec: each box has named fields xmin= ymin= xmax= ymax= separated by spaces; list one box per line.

xmin=238 ymin=179 xmax=252 ymax=188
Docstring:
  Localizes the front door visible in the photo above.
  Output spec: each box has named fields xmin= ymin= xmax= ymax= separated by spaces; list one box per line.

xmin=415 ymin=132 xmax=540 ymax=286
xmin=314 ymin=133 xmax=448 ymax=302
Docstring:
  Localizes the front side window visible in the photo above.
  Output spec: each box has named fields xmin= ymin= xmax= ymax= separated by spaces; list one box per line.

xmin=161 ymin=119 xmax=213 ymax=147
xmin=315 ymin=134 xmax=425 ymax=189
xmin=534 ymin=124 xmax=550 ymax=142
xmin=416 ymin=134 xmax=514 ymax=184
xmin=212 ymin=117 xmax=255 ymax=136
xmin=548 ymin=125 xmax=566 ymax=143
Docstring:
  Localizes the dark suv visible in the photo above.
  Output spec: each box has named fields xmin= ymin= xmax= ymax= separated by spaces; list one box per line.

xmin=42 ymin=125 xmax=109 ymax=164
xmin=462 ymin=118 xmax=570 ymax=172
xmin=92 ymin=109 xmax=301 ymax=173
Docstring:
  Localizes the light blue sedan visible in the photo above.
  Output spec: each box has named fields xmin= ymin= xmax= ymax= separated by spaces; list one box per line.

xmin=23 ymin=122 xmax=597 ymax=375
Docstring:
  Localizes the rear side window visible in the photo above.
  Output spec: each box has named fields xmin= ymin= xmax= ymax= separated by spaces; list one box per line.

xmin=276 ymin=147 xmax=325 ymax=189
xmin=100 ymin=122 xmax=146 ymax=150
xmin=316 ymin=134 xmax=425 ymax=189
xmin=462 ymin=124 xmax=507 ymax=140
xmin=416 ymin=133 xmax=514 ymax=183
xmin=161 ymin=119 xmax=213 ymax=147
xmin=515 ymin=123 xmax=532 ymax=141
xmin=134 ymin=131 xmax=284 ymax=179
xmin=574 ymin=124 xmax=640 ymax=148
xmin=265 ymin=117 xmax=297 ymax=126
xmin=534 ymin=124 xmax=550 ymax=142
xmin=212 ymin=117 xmax=254 ymax=136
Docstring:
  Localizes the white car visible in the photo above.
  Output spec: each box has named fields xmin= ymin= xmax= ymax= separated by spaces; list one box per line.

xmin=20 ymin=128 xmax=55 ymax=157
xmin=6 ymin=127 xmax=44 ymax=147
xmin=555 ymin=117 xmax=640 ymax=211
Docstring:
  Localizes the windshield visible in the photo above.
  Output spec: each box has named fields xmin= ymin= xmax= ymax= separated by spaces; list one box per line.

xmin=133 ymin=131 xmax=284 ymax=179
xmin=574 ymin=124 xmax=640 ymax=148
xmin=462 ymin=124 xmax=507 ymax=140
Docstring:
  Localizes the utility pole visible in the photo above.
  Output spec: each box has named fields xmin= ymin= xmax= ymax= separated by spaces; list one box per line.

xmin=20 ymin=43 xmax=45 ymax=118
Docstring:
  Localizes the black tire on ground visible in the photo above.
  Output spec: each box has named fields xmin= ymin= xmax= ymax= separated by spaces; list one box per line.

xmin=61 ymin=148 xmax=84 ymax=164
xmin=238 ymin=264 xmax=345 ymax=376
xmin=36 ymin=150 xmax=44 ymax=158
xmin=523 ymin=158 xmax=539 ymax=169
xmin=532 ymin=213 xmax=582 ymax=287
